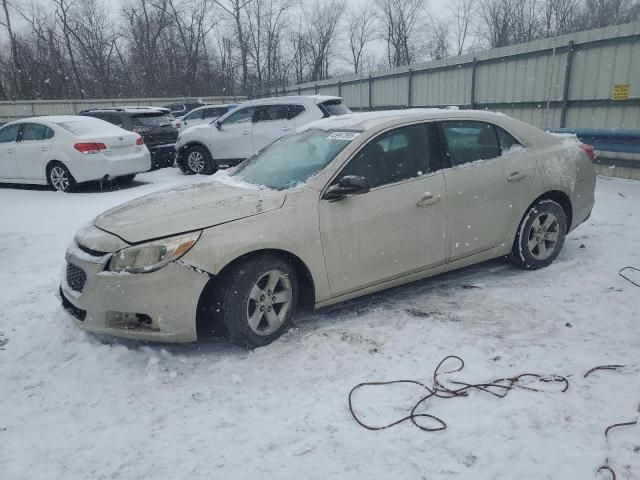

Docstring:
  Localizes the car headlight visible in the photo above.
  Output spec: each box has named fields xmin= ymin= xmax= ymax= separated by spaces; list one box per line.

xmin=108 ymin=231 xmax=201 ymax=273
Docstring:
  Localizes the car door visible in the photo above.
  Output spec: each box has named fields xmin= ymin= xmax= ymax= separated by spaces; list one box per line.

xmin=438 ymin=120 xmax=536 ymax=262
xmin=318 ymin=123 xmax=448 ymax=296
xmin=15 ymin=123 xmax=56 ymax=180
xmin=250 ymin=105 xmax=294 ymax=154
xmin=0 ymin=124 xmax=20 ymax=179
xmin=213 ymin=106 xmax=257 ymax=161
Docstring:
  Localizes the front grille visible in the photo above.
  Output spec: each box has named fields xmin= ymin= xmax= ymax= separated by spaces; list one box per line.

xmin=66 ymin=262 xmax=87 ymax=292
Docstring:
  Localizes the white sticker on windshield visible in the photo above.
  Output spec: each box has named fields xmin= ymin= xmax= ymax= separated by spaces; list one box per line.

xmin=327 ymin=131 xmax=360 ymax=141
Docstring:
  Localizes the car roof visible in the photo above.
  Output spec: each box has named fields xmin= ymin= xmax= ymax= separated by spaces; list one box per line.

xmin=81 ymin=106 xmax=169 ymax=114
xmin=239 ymin=95 xmax=342 ymax=107
xmin=299 ymin=108 xmax=555 ymax=147
xmin=8 ymin=115 xmax=99 ymax=124
xmin=190 ymin=103 xmax=236 ymax=112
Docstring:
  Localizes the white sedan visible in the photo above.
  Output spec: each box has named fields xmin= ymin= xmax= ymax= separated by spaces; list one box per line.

xmin=0 ymin=115 xmax=151 ymax=192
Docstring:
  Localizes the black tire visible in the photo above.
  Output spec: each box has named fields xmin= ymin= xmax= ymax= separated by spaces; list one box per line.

xmin=211 ymin=254 xmax=299 ymax=348
xmin=115 ymin=174 xmax=136 ymax=186
xmin=47 ymin=162 xmax=77 ymax=192
xmin=182 ymin=145 xmax=217 ymax=175
xmin=510 ymin=199 xmax=567 ymax=270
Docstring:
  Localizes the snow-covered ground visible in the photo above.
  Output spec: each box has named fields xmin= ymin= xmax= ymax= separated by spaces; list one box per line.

xmin=1 ymin=170 xmax=639 ymax=480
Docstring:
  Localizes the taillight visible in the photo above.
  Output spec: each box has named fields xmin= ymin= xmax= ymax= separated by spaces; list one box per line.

xmin=74 ymin=142 xmax=107 ymax=154
xmin=136 ymin=136 xmax=144 ymax=145
xmin=175 ymin=122 xmax=181 ymax=129
xmin=578 ymin=143 xmax=596 ymax=162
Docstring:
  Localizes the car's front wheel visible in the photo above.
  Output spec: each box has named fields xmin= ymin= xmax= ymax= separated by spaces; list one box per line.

xmin=47 ymin=162 xmax=76 ymax=192
xmin=510 ymin=199 xmax=567 ymax=269
xmin=212 ymin=254 xmax=299 ymax=348
xmin=182 ymin=146 xmax=216 ymax=175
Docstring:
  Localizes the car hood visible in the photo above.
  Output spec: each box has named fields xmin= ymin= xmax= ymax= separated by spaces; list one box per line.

xmin=94 ymin=181 xmax=286 ymax=244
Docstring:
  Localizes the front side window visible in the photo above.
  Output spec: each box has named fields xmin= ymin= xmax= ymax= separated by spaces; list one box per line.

xmin=203 ymin=107 xmax=226 ymax=119
xmin=0 ymin=124 xmax=20 ymax=143
xmin=232 ymin=129 xmax=358 ymax=189
xmin=440 ymin=121 xmax=502 ymax=166
xmin=338 ymin=123 xmax=439 ymax=189
xmin=21 ymin=123 xmax=50 ymax=141
xmin=223 ymin=107 xmax=256 ymax=125
xmin=255 ymin=105 xmax=290 ymax=122
xmin=184 ymin=110 xmax=203 ymax=121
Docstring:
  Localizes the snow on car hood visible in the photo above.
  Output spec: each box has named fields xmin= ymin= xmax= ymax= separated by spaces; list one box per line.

xmin=94 ymin=180 xmax=285 ymax=244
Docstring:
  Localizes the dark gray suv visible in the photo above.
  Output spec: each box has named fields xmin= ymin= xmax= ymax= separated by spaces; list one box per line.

xmin=79 ymin=107 xmax=178 ymax=170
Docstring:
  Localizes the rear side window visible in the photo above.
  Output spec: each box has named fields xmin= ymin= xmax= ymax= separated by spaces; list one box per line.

xmin=496 ymin=127 xmax=520 ymax=152
xmin=21 ymin=123 xmax=54 ymax=141
xmin=132 ymin=113 xmax=173 ymax=127
xmin=319 ymin=100 xmax=351 ymax=117
xmin=0 ymin=124 xmax=20 ymax=143
xmin=184 ymin=110 xmax=203 ymax=120
xmin=288 ymin=105 xmax=305 ymax=119
xmin=440 ymin=121 xmax=501 ymax=167
xmin=339 ymin=123 xmax=440 ymax=188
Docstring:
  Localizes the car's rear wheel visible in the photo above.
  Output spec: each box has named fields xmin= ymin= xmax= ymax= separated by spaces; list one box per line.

xmin=183 ymin=146 xmax=216 ymax=175
xmin=212 ymin=254 xmax=299 ymax=348
xmin=510 ymin=199 xmax=567 ymax=269
xmin=47 ymin=162 xmax=76 ymax=192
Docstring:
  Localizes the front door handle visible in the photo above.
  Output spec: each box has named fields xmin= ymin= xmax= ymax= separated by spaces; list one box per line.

xmin=282 ymin=126 xmax=292 ymax=131
xmin=6 ymin=149 xmax=15 ymax=154
xmin=417 ymin=194 xmax=441 ymax=207
xmin=508 ymin=171 xmax=527 ymax=182
xmin=41 ymin=146 xmax=49 ymax=152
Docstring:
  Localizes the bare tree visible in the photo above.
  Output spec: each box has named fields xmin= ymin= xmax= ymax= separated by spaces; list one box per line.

xmin=302 ymin=0 xmax=345 ymax=81
xmin=245 ymin=0 xmax=293 ymax=93
xmin=575 ymin=0 xmax=640 ymax=29
xmin=427 ymin=17 xmax=449 ymax=60
xmin=213 ymin=0 xmax=254 ymax=95
xmin=346 ymin=3 xmax=376 ymax=74
xmin=449 ymin=0 xmax=476 ymax=55
xmin=2 ymin=0 xmax=26 ymax=97
xmin=376 ymin=0 xmax=426 ymax=67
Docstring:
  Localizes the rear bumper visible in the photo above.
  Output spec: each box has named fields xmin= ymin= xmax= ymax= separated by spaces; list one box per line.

xmin=149 ymin=144 xmax=177 ymax=169
xmin=68 ymin=151 xmax=152 ymax=183
xmin=59 ymin=243 xmax=209 ymax=343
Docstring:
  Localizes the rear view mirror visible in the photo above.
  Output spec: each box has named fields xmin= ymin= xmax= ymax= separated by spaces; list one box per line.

xmin=323 ymin=175 xmax=370 ymax=200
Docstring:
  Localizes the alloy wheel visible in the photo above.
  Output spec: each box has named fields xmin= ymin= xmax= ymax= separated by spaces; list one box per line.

xmin=527 ymin=211 xmax=560 ymax=260
xmin=50 ymin=166 xmax=70 ymax=191
xmin=187 ymin=151 xmax=205 ymax=173
xmin=246 ymin=269 xmax=293 ymax=336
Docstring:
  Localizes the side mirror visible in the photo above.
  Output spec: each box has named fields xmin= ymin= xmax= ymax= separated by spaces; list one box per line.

xmin=215 ymin=120 xmax=222 ymax=130
xmin=323 ymin=175 xmax=370 ymax=200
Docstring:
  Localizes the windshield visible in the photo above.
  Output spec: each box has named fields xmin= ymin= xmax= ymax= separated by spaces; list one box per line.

xmin=320 ymin=100 xmax=351 ymax=116
xmin=232 ymin=129 xmax=360 ymax=190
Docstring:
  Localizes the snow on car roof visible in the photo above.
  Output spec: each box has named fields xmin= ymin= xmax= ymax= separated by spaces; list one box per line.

xmin=298 ymin=108 xmax=516 ymax=133
xmin=241 ymin=95 xmax=342 ymax=106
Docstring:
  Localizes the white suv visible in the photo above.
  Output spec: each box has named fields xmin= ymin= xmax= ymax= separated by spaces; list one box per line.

xmin=175 ymin=96 xmax=350 ymax=174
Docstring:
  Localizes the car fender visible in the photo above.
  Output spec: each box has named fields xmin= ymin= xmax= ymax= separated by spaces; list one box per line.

xmin=180 ymin=187 xmax=332 ymax=304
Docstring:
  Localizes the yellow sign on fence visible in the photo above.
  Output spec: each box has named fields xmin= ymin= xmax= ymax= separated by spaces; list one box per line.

xmin=612 ymin=84 xmax=631 ymax=100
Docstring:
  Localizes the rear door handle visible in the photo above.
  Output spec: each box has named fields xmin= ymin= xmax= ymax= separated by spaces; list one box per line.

xmin=508 ymin=171 xmax=527 ymax=182
xmin=6 ymin=149 xmax=14 ymax=153
xmin=282 ymin=126 xmax=292 ymax=131
xmin=41 ymin=146 xmax=48 ymax=152
xmin=241 ymin=130 xmax=250 ymax=135
xmin=417 ymin=194 xmax=441 ymax=207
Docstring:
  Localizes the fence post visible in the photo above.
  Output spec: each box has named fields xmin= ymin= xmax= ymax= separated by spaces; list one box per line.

xmin=368 ymin=75 xmax=373 ymax=111
xmin=298 ymin=86 xmax=302 ymax=96
xmin=560 ymin=41 xmax=575 ymax=129
xmin=338 ymin=80 xmax=342 ymax=98
xmin=407 ymin=68 xmax=412 ymax=108
xmin=470 ymin=57 xmax=478 ymax=109
xmin=315 ymin=84 xmax=319 ymax=94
